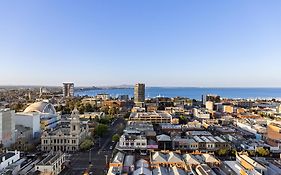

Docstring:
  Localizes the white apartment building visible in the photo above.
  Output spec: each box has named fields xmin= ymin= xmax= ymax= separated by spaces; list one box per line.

xmin=193 ymin=108 xmax=210 ymax=119
xmin=0 ymin=109 xmax=15 ymax=147
xmin=119 ymin=134 xmax=147 ymax=150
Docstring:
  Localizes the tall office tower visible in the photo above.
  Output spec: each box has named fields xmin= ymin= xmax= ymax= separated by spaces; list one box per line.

xmin=0 ymin=109 xmax=15 ymax=147
xmin=134 ymin=83 xmax=145 ymax=106
xmin=63 ymin=82 xmax=74 ymax=98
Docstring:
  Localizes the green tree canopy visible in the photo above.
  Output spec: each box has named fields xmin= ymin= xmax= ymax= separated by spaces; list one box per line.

xmin=112 ymin=134 xmax=120 ymax=142
xmin=95 ymin=124 xmax=108 ymax=137
xmin=109 ymin=107 xmax=118 ymax=116
xmin=247 ymin=150 xmax=256 ymax=157
xmin=100 ymin=106 xmax=109 ymax=114
xmin=80 ymin=139 xmax=93 ymax=151
xmin=216 ymin=148 xmax=229 ymax=157
xmin=256 ymin=147 xmax=270 ymax=157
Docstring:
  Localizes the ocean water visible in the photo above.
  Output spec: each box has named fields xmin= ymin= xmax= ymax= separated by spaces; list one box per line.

xmin=75 ymin=87 xmax=281 ymax=100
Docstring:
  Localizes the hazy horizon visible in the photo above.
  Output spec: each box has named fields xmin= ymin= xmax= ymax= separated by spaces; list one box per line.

xmin=1 ymin=0 xmax=281 ymax=87
xmin=1 ymin=84 xmax=281 ymax=89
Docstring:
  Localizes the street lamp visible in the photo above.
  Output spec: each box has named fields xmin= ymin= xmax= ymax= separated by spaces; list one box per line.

xmin=89 ymin=148 xmax=92 ymax=165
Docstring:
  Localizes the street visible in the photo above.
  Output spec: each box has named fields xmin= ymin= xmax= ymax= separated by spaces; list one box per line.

xmin=60 ymin=117 xmax=125 ymax=175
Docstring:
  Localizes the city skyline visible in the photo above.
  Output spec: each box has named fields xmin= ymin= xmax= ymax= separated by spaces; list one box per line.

xmin=1 ymin=0 xmax=281 ymax=87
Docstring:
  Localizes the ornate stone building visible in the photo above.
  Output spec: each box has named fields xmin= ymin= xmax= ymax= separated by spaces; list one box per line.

xmin=41 ymin=108 xmax=89 ymax=152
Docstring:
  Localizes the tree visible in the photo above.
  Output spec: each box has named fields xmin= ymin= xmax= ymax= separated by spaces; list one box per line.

xmin=124 ymin=112 xmax=131 ymax=119
xmin=109 ymin=107 xmax=118 ymax=116
xmin=230 ymin=149 xmax=237 ymax=157
xmin=10 ymin=102 xmax=25 ymax=112
xmin=95 ymin=124 xmax=108 ymax=137
xmin=117 ymin=123 xmax=125 ymax=134
xmin=256 ymin=147 xmax=270 ymax=157
xmin=98 ymin=117 xmax=110 ymax=124
xmin=247 ymin=150 xmax=256 ymax=156
xmin=179 ymin=115 xmax=187 ymax=124
xmin=216 ymin=148 xmax=229 ymax=157
xmin=80 ymin=139 xmax=93 ymax=151
xmin=112 ymin=134 xmax=120 ymax=142
xmin=85 ymin=103 xmax=95 ymax=112
xmin=100 ymin=106 xmax=109 ymax=114
xmin=78 ymin=105 xmax=85 ymax=114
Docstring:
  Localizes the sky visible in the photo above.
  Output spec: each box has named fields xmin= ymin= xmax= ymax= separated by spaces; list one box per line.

xmin=0 ymin=0 xmax=281 ymax=87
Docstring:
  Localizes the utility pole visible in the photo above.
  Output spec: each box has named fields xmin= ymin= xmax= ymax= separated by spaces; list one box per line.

xmin=105 ymin=155 xmax=108 ymax=166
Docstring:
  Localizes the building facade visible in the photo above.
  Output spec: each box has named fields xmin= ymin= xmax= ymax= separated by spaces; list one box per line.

xmin=63 ymin=82 xmax=74 ymax=98
xmin=267 ymin=122 xmax=281 ymax=147
xmin=16 ymin=101 xmax=59 ymax=135
xmin=35 ymin=151 xmax=66 ymax=175
xmin=134 ymin=83 xmax=145 ymax=106
xmin=0 ymin=150 xmax=20 ymax=172
xmin=0 ymin=109 xmax=15 ymax=147
xmin=41 ymin=109 xmax=89 ymax=152
xmin=129 ymin=112 xmax=172 ymax=124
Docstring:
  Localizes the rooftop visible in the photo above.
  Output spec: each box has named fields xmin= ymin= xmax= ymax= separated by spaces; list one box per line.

xmin=37 ymin=152 xmax=64 ymax=165
xmin=24 ymin=101 xmax=56 ymax=114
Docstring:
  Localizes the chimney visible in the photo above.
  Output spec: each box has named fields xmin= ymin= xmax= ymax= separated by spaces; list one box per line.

xmin=2 ymin=156 xmax=5 ymax=162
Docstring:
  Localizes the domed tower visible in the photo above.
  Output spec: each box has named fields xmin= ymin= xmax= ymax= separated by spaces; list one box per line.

xmin=70 ymin=108 xmax=80 ymax=136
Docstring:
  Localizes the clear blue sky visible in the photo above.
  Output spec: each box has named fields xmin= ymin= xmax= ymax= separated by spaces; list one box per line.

xmin=0 ymin=0 xmax=281 ymax=87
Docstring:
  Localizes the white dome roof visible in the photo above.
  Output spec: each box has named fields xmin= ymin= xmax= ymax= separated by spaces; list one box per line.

xmin=24 ymin=101 xmax=56 ymax=114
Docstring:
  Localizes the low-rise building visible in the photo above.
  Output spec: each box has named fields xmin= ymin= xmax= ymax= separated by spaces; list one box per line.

xmin=35 ymin=151 xmax=66 ymax=175
xmin=236 ymin=154 xmax=267 ymax=175
xmin=0 ymin=150 xmax=20 ymax=172
xmin=267 ymin=122 xmax=281 ymax=147
xmin=118 ymin=134 xmax=147 ymax=151
xmin=79 ymin=112 xmax=105 ymax=120
xmin=129 ymin=112 xmax=172 ymax=124
xmin=205 ymin=101 xmax=214 ymax=112
xmin=193 ymin=108 xmax=210 ymax=119
xmin=157 ymin=134 xmax=172 ymax=150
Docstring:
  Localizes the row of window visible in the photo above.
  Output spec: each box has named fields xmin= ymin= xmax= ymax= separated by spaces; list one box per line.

xmin=174 ymin=144 xmax=228 ymax=149
xmin=42 ymin=146 xmax=77 ymax=151
xmin=121 ymin=142 xmax=146 ymax=146
xmin=42 ymin=139 xmax=77 ymax=144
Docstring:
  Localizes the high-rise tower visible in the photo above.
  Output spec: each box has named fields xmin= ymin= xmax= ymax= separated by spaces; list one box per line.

xmin=63 ymin=82 xmax=74 ymax=98
xmin=134 ymin=83 xmax=145 ymax=106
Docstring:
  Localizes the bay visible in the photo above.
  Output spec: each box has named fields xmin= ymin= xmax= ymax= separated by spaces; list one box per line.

xmin=75 ymin=87 xmax=281 ymax=100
